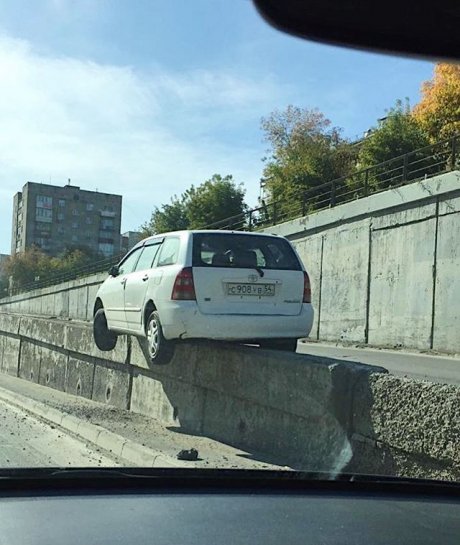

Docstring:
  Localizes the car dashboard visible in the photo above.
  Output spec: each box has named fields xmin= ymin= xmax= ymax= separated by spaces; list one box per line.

xmin=0 ymin=470 xmax=458 ymax=544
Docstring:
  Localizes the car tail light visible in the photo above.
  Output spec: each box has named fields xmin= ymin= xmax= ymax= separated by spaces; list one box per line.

xmin=303 ymin=271 xmax=311 ymax=303
xmin=172 ymin=267 xmax=196 ymax=300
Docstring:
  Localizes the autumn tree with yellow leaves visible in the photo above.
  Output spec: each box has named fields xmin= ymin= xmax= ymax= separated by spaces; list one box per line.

xmin=413 ymin=63 xmax=460 ymax=141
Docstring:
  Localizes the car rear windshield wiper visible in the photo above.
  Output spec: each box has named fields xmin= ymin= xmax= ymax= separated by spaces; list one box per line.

xmin=254 ymin=267 xmax=264 ymax=277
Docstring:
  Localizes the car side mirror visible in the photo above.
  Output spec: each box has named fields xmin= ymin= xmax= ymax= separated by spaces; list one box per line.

xmin=108 ymin=265 xmax=119 ymax=277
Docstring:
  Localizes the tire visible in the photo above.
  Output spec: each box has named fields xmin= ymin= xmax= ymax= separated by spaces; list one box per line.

xmin=93 ymin=308 xmax=118 ymax=351
xmin=145 ymin=310 xmax=175 ymax=365
xmin=259 ymin=338 xmax=298 ymax=352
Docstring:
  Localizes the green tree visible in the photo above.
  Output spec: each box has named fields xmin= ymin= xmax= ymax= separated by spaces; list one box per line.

xmin=141 ymin=174 xmax=247 ymax=234
xmin=4 ymin=246 xmax=100 ymax=290
xmin=358 ymin=100 xmax=429 ymax=168
xmin=186 ymin=174 xmax=247 ymax=228
xmin=140 ymin=196 xmax=189 ymax=236
xmin=3 ymin=246 xmax=50 ymax=288
xmin=355 ymin=100 xmax=431 ymax=191
xmin=260 ymin=105 xmax=354 ymax=218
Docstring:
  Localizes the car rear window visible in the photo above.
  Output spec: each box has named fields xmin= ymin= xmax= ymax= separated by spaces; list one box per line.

xmin=192 ymin=233 xmax=301 ymax=271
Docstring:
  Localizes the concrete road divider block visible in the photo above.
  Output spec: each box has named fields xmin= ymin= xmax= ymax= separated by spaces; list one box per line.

xmin=65 ymin=321 xmax=128 ymax=364
xmin=19 ymin=316 xmax=67 ymax=349
xmin=65 ymin=356 xmax=95 ymax=398
xmin=38 ymin=347 xmax=67 ymax=392
xmin=129 ymin=337 xmax=198 ymax=384
xmin=194 ymin=343 xmax=335 ymax=419
xmin=201 ymin=387 xmax=351 ymax=471
xmin=1 ymin=336 xmax=20 ymax=376
xmin=91 ymin=364 xmax=130 ymax=409
xmin=1 ymin=309 xmax=459 ymax=479
xmin=18 ymin=340 xmax=42 ymax=383
xmin=0 ymin=313 xmax=21 ymax=335
xmin=130 ymin=371 xmax=205 ymax=432
xmin=353 ymin=374 xmax=460 ymax=471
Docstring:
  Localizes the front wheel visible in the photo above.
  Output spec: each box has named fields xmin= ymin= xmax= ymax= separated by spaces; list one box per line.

xmin=93 ymin=308 xmax=118 ymax=351
xmin=145 ymin=310 xmax=175 ymax=365
xmin=259 ymin=338 xmax=298 ymax=352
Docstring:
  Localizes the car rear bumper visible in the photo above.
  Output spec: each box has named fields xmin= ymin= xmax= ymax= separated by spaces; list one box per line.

xmin=158 ymin=301 xmax=314 ymax=341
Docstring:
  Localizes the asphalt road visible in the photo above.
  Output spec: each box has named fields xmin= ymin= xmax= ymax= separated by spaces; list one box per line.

xmin=0 ymin=400 xmax=120 ymax=467
xmin=297 ymin=342 xmax=460 ymax=385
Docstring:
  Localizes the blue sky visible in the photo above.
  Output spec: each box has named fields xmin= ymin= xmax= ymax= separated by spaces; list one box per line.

xmin=0 ymin=0 xmax=434 ymax=253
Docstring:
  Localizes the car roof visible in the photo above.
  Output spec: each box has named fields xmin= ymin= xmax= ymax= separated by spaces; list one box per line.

xmin=135 ymin=229 xmax=281 ymax=248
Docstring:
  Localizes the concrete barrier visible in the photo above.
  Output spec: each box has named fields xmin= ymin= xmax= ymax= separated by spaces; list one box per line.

xmin=0 ymin=272 xmax=106 ymax=321
xmin=0 ymin=311 xmax=458 ymax=480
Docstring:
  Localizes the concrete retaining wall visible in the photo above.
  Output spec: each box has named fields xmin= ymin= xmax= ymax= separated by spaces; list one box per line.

xmin=0 ymin=272 xmax=106 ymax=321
xmin=0 ymin=311 xmax=458 ymax=480
xmin=265 ymin=171 xmax=460 ymax=353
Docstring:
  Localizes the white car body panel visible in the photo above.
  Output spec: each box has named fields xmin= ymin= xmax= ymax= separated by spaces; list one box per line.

xmin=96 ymin=230 xmax=314 ymax=341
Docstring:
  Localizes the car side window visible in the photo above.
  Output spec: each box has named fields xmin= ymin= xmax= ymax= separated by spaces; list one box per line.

xmin=157 ymin=237 xmax=180 ymax=267
xmin=134 ymin=244 xmax=161 ymax=272
xmin=118 ymin=247 xmax=142 ymax=275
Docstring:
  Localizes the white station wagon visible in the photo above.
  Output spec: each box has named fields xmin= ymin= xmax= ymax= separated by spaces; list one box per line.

xmin=93 ymin=230 xmax=313 ymax=364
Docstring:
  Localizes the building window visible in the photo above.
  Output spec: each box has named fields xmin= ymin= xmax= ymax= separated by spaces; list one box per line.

xmin=36 ymin=207 xmax=52 ymax=223
xmin=98 ymin=243 xmax=114 ymax=257
xmin=72 ymin=209 xmax=79 ymax=216
xmin=57 ymin=226 xmax=65 ymax=234
xmin=36 ymin=195 xmax=52 ymax=208
xmin=100 ymin=218 xmax=114 ymax=230
xmin=35 ymin=237 xmax=50 ymax=249
xmin=38 ymin=223 xmax=51 ymax=233
xmin=98 ymin=237 xmax=114 ymax=244
xmin=72 ymin=221 xmax=79 ymax=229
xmin=58 ymin=199 xmax=66 ymax=207
xmin=57 ymin=212 xmax=64 ymax=221
xmin=72 ymin=235 xmax=78 ymax=242
xmin=86 ymin=203 xmax=94 ymax=211
xmin=36 ymin=195 xmax=53 ymax=223
xmin=85 ymin=217 xmax=92 ymax=225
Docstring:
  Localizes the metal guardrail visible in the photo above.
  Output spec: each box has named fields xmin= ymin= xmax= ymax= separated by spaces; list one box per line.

xmin=7 ymin=252 xmax=125 ymax=296
xmin=204 ymin=134 xmax=459 ymax=231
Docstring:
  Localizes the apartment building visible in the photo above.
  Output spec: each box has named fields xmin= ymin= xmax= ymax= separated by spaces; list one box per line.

xmin=11 ymin=181 xmax=122 ymax=258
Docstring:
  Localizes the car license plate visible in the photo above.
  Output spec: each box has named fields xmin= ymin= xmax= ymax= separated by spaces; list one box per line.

xmin=227 ymin=283 xmax=275 ymax=296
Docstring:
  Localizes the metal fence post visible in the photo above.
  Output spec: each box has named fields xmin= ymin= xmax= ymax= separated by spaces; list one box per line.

xmin=248 ymin=210 xmax=253 ymax=232
xmin=330 ymin=180 xmax=336 ymax=207
xmin=402 ymin=154 xmax=409 ymax=183
xmin=450 ymin=135 xmax=457 ymax=171
xmin=272 ymin=202 xmax=277 ymax=226
xmin=301 ymin=192 xmax=306 ymax=216
xmin=364 ymin=169 xmax=369 ymax=197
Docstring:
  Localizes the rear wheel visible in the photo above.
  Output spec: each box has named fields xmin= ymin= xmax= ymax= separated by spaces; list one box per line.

xmin=93 ymin=308 xmax=118 ymax=351
xmin=259 ymin=338 xmax=298 ymax=352
xmin=145 ymin=310 xmax=175 ymax=365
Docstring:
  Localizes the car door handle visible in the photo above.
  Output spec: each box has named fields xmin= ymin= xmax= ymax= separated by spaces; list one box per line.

xmin=142 ymin=275 xmax=149 ymax=282
xmin=120 ymin=278 xmax=127 ymax=285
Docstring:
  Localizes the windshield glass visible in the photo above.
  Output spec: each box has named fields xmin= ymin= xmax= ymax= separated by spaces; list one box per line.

xmin=0 ymin=0 xmax=458 ymax=485
xmin=192 ymin=233 xmax=302 ymax=270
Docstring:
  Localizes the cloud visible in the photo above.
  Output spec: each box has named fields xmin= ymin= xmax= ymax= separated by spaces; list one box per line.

xmin=0 ymin=34 xmax=290 ymax=253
